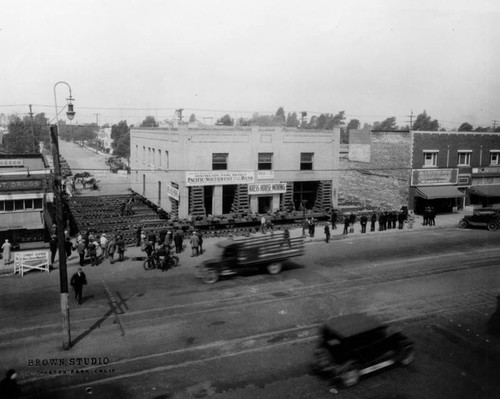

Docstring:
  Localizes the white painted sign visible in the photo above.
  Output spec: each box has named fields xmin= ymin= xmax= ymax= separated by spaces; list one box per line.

xmin=257 ymin=170 xmax=275 ymax=180
xmin=14 ymin=250 xmax=50 ymax=277
xmin=166 ymin=184 xmax=180 ymax=200
xmin=186 ymin=170 xmax=255 ymax=186
xmin=248 ymin=182 xmax=287 ymax=195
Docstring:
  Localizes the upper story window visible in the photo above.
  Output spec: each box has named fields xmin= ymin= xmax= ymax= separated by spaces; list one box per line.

xmin=258 ymin=153 xmax=273 ymax=170
xmin=490 ymin=151 xmax=500 ymax=165
xmin=300 ymin=152 xmax=314 ymax=170
xmin=457 ymin=151 xmax=471 ymax=166
xmin=212 ymin=153 xmax=228 ymax=170
xmin=423 ymin=151 xmax=438 ymax=167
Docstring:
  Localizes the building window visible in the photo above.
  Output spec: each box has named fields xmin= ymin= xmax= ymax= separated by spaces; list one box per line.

xmin=300 ymin=153 xmax=314 ymax=170
xmin=258 ymin=153 xmax=273 ymax=170
xmin=423 ymin=151 xmax=438 ymax=167
xmin=158 ymin=149 xmax=162 ymax=169
xmin=34 ymin=198 xmax=43 ymax=209
xmin=14 ymin=200 xmax=24 ymax=211
xmin=5 ymin=201 xmax=14 ymax=211
xmin=212 ymin=153 xmax=228 ymax=170
xmin=142 ymin=146 xmax=146 ymax=164
xmin=491 ymin=151 xmax=500 ymax=165
xmin=457 ymin=151 xmax=471 ymax=166
xmin=25 ymin=199 xmax=33 ymax=209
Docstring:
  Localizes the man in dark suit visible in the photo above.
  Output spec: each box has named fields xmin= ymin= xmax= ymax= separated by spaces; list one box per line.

xmin=70 ymin=268 xmax=87 ymax=305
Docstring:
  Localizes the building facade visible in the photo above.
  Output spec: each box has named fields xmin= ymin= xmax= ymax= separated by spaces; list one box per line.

xmin=129 ymin=126 xmax=340 ymax=219
xmin=410 ymin=131 xmax=500 ymax=212
xmin=0 ymin=154 xmax=53 ymax=243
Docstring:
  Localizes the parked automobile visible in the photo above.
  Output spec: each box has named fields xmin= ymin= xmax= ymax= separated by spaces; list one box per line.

xmin=313 ymin=313 xmax=415 ymax=387
xmin=458 ymin=208 xmax=500 ymax=231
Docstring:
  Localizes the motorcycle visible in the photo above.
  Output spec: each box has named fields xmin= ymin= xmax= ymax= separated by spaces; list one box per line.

xmin=143 ymin=251 xmax=179 ymax=271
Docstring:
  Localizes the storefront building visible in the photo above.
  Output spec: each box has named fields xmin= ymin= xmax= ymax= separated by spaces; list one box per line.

xmin=0 ymin=154 xmax=53 ymax=243
xmin=410 ymin=131 xmax=500 ymax=212
xmin=129 ymin=126 xmax=340 ymax=219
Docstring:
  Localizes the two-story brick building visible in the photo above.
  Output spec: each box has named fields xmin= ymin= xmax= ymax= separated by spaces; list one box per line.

xmin=0 ymin=154 xmax=53 ymax=244
xmin=410 ymin=131 xmax=500 ymax=212
xmin=344 ymin=129 xmax=500 ymax=213
xmin=129 ymin=126 xmax=340 ymax=220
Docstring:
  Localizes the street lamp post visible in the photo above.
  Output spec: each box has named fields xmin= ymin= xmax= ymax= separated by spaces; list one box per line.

xmin=51 ymin=81 xmax=75 ymax=350
xmin=301 ymin=200 xmax=308 ymax=237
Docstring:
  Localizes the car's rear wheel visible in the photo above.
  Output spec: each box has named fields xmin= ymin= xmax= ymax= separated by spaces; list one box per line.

xmin=487 ymin=221 xmax=498 ymax=232
xmin=202 ymin=269 xmax=219 ymax=284
xmin=398 ymin=346 xmax=415 ymax=366
xmin=267 ymin=261 xmax=282 ymax=275
xmin=458 ymin=220 xmax=468 ymax=229
xmin=340 ymin=365 xmax=360 ymax=387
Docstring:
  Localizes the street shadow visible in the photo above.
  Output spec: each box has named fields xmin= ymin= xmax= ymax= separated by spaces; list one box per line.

xmin=71 ymin=291 xmax=132 ymax=348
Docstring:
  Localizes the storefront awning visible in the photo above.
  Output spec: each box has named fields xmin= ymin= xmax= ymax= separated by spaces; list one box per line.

xmin=415 ymin=186 xmax=465 ymax=199
xmin=469 ymin=185 xmax=500 ymax=198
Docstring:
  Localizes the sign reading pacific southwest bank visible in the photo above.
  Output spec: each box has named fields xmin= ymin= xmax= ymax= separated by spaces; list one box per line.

xmin=185 ymin=170 xmax=255 ymax=186
xmin=248 ymin=183 xmax=287 ymax=195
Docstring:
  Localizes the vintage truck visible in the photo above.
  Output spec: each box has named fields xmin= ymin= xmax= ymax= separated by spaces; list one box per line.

xmin=197 ymin=231 xmax=304 ymax=284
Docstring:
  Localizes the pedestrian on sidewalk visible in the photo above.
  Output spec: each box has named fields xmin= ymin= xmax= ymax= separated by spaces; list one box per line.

xmin=88 ymin=239 xmax=98 ymax=266
xmin=174 ymin=229 xmax=184 ymax=254
xmin=324 ymin=222 xmax=331 ymax=243
xmin=349 ymin=213 xmax=356 ymax=234
xmin=429 ymin=207 xmax=436 ymax=226
xmin=1 ymin=239 xmax=12 ymax=265
xmin=49 ymin=235 xmax=58 ymax=266
xmin=116 ymin=234 xmax=125 ymax=261
xmin=370 ymin=212 xmax=377 ymax=232
xmin=343 ymin=216 xmax=350 ymax=235
xmin=331 ymin=210 xmax=337 ymax=230
xmin=135 ymin=226 xmax=142 ymax=247
xmin=100 ymin=234 xmax=109 ymax=259
xmin=0 ymin=369 xmax=21 ymax=399
xmin=190 ymin=231 xmax=199 ymax=257
xmin=281 ymin=227 xmax=292 ymax=247
xmin=107 ymin=235 xmax=116 ymax=264
xmin=70 ymin=268 xmax=87 ymax=305
xmin=65 ymin=236 xmax=74 ymax=259
xmin=360 ymin=214 xmax=368 ymax=234
xmin=197 ymin=231 xmax=204 ymax=254
xmin=77 ymin=239 xmax=86 ymax=266
xmin=407 ymin=211 xmax=415 ymax=229
xmin=398 ymin=211 xmax=406 ymax=229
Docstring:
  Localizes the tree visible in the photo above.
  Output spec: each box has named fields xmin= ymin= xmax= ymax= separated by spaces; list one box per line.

xmin=300 ymin=111 xmax=307 ymax=128
xmin=458 ymin=122 xmax=473 ymax=132
xmin=412 ymin=111 xmax=439 ymax=131
xmin=250 ymin=113 xmax=273 ymax=126
xmin=140 ymin=115 xmax=159 ymax=128
xmin=377 ymin=117 xmax=397 ymax=130
xmin=111 ymin=121 xmax=130 ymax=157
xmin=2 ymin=115 xmax=32 ymax=153
xmin=474 ymin=126 xmax=489 ymax=132
xmin=286 ymin=112 xmax=299 ymax=127
xmin=347 ymin=119 xmax=360 ymax=130
xmin=217 ymin=114 xmax=234 ymax=126
xmin=189 ymin=113 xmax=196 ymax=123
xmin=275 ymin=107 xmax=286 ymax=126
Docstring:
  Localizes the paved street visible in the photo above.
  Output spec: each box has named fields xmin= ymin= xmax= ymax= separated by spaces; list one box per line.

xmin=1 ymin=222 xmax=499 ymax=398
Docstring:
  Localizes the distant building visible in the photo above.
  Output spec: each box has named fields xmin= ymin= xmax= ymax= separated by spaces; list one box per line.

xmin=129 ymin=126 xmax=340 ymax=219
xmin=98 ymin=127 xmax=113 ymax=154
xmin=0 ymin=154 xmax=53 ymax=243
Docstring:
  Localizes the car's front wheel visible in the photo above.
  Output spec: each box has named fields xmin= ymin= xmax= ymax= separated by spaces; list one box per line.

xmin=340 ymin=364 xmax=360 ymax=387
xmin=267 ymin=262 xmax=282 ymax=275
xmin=458 ymin=220 xmax=468 ymax=229
xmin=202 ymin=269 xmax=219 ymax=284
xmin=487 ymin=221 xmax=498 ymax=232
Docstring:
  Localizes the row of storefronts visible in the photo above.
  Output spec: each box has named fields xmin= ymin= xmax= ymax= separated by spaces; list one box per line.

xmin=0 ymin=154 xmax=53 ymax=244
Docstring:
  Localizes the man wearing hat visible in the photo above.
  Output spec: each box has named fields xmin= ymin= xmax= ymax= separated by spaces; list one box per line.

xmin=100 ymin=233 xmax=109 ymax=260
xmin=70 ymin=268 xmax=87 ymax=305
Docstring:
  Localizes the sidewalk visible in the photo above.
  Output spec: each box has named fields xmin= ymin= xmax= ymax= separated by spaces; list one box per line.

xmin=0 ymin=211 xmax=464 ymax=277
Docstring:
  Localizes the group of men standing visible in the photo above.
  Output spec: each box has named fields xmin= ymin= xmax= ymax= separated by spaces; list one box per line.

xmin=136 ymin=226 xmax=204 ymax=258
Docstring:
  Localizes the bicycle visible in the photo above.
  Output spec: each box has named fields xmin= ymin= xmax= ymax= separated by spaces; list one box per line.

xmin=143 ymin=251 xmax=179 ymax=271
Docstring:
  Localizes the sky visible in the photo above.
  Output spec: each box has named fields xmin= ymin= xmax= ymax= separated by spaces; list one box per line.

xmin=1 ymin=0 xmax=499 ymax=129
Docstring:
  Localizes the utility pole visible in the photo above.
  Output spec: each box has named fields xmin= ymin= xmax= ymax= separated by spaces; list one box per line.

xmin=50 ymin=125 xmax=71 ymax=350
xmin=28 ymin=104 xmax=36 ymax=152
xmin=94 ymin=113 xmax=100 ymax=127
xmin=406 ymin=110 xmax=414 ymax=130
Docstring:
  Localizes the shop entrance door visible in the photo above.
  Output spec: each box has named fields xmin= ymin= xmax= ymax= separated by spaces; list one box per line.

xmin=258 ymin=196 xmax=272 ymax=214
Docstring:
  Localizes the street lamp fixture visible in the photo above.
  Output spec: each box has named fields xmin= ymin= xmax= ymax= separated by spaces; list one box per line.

xmin=52 ymin=81 xmax=76 ymax=350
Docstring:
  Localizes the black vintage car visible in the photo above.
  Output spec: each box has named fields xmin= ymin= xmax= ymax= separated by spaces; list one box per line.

xmin=458 ymin=208 xmax=500 ymax=231
xmin=313 ymin=313 xmax=415 ymax=387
